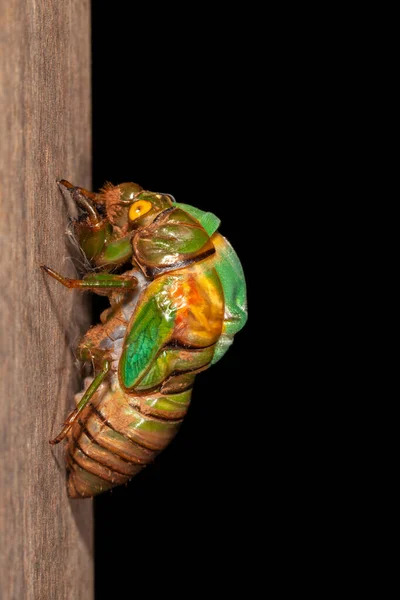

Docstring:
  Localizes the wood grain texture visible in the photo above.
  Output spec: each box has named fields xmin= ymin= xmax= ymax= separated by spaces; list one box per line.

xmin=0 ymin=2 xmax=93 ymax=599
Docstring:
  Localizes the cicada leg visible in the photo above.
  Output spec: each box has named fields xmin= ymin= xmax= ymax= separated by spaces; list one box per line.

xmin=49 ymin=359 xmax=110 ymax=445
xmin=57 ymin=179 xmax=100 ymax=224
xmin=41 ymin=266 xmax=137 ymax=291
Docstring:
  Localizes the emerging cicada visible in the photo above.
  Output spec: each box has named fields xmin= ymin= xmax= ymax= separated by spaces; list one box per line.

xmin=42 ymin=180 xmax=247 ymax=498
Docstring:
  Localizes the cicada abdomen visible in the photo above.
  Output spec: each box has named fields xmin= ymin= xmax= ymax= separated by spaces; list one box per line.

xmin=43 ymin=181 xmax=247 ymax=498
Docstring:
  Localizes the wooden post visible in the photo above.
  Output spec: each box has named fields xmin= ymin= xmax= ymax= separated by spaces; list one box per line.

xmin=0 ymin=2 xmax=93 ymax=598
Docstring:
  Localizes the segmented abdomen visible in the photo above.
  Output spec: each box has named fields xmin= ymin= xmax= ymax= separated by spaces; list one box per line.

xmin=66 ymin=383 xmax=192 ymax=498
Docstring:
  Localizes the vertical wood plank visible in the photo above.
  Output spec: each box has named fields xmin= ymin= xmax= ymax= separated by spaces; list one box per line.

xmin=0 ymin=1 xmax=93 ymax=599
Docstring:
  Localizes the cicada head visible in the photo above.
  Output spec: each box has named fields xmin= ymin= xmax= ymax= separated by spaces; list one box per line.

xmin=59 ymin=179 xmax=173 ymax=269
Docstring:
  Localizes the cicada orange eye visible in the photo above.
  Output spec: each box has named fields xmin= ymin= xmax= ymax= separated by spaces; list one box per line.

xmin=128 ymin=199 xmax=152 ymax=222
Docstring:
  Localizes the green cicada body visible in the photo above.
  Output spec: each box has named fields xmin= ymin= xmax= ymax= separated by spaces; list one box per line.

xmin=43 ymin=180 xmax=247 ymax=498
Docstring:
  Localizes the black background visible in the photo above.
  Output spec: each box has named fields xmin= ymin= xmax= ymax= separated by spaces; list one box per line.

xmin=92 ymin=6 xmax=259 ymax=597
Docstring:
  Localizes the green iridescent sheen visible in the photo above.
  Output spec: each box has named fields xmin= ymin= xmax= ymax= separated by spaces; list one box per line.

xmin=143 ymin=390 xmax=192 ymax=411
xmin=171 ymin=201 xmax=247 ymax=363
xmin=211 ymin=235 xmax=248 ymax=363
xmin=81 ymin=226 xmax=107 ymax=260
xmin=137 ymin=346 xmax=215 ymax=390
xmin=120 ymin=279 xmax=177 ymax=389
xmin=172 ymin=202 xmax=221 ymax=234
xmin=215 ymin=247 xmax=247 ymax=335
xmin=98 ymin=236 xmax=133 ymax=265
xmin=135 ymin=209 xmax=212 ymax=266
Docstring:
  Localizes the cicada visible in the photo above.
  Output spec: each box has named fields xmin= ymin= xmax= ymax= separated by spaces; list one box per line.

xmin=42 ymin=180 xmax=247 ymax=498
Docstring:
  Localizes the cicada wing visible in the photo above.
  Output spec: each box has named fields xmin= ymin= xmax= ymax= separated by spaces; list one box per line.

xmin=119 ymin=277 xmax=177 ymax=390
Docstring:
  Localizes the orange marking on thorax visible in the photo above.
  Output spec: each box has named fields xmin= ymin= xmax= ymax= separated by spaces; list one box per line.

xmin=168 ymin=275 xmax=202 ymax=327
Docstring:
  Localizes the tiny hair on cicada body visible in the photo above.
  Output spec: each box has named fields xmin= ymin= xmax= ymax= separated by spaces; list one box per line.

xmin=42 ymin=179 xmax=247 ymax=498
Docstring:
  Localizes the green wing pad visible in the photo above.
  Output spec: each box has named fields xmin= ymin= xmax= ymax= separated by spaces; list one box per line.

xmin=136 ymin=345 xmax=215 ymax=390
xmin=119 ymin=278 xmax=176 ymax=389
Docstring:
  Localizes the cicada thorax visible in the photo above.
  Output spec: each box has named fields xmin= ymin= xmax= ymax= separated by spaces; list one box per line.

xmin=131 ymin=206 xmax=217 ymax=278
xmin=66 ymin=208 xmax=226 ymax=498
